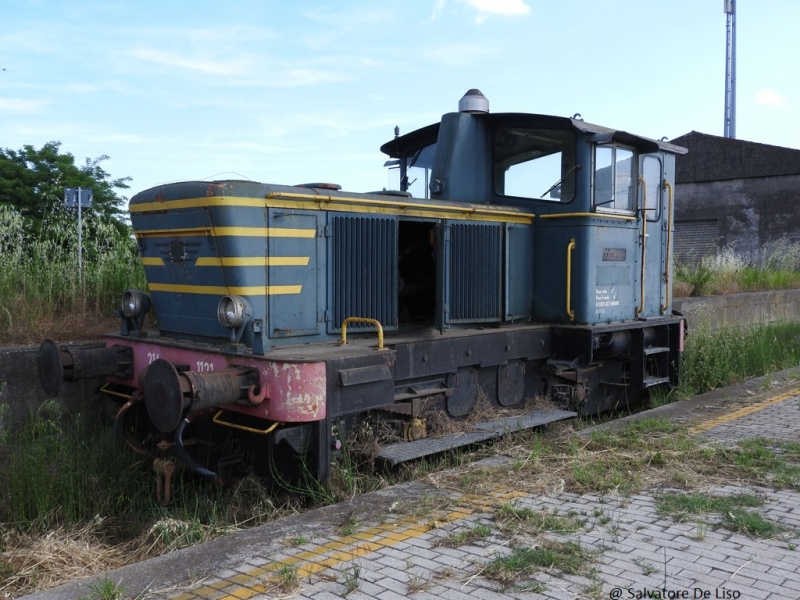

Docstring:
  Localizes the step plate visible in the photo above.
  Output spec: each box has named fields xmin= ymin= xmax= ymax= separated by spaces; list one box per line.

xmin=376 ymin=408 xmax=577 ymax=466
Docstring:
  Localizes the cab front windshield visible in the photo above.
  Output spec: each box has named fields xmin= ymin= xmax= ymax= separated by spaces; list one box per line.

xmin=493 ymin=128 xmax=576 ymax=202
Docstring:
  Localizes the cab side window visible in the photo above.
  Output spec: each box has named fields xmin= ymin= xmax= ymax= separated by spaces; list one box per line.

xmin=493 ymin=128 xmax=576 ymax=202
xmin=641 ymin=156 xmax=662 ymax=221
xmin=594 ymin=146 xmax=635 ymax=213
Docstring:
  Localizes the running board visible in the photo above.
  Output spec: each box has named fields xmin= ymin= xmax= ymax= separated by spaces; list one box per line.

xmin=643 ymin=376 xmax=671 ymax=388
xmin=376 ymin=409 xmax=577 ymax=467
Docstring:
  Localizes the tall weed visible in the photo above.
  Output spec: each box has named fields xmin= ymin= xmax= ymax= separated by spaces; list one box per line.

xmin=0 ymin=204 xmax=145 ymax=342
xmin=675 ymin=241 xmax=800 ymax=297
xmin=0 ymin=399 xmax=150 ymax=530
xmin=677 ymin=321 xmax=800 ymax=397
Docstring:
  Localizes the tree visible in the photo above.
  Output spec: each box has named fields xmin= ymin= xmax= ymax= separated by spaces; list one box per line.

xmin=0 ymin=141 xmax=132 ymax=236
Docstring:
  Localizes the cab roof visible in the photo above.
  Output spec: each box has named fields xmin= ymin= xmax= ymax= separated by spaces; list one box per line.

xmin=380 ymin=112 xmax=687 ymax=158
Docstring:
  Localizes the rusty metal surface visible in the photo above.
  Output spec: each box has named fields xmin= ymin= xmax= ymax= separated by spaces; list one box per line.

xmin=106 ymin=339 xmax=327 ymax=422
xmin=143 ymin=359 xmax=189 ymax=433
xmin=37 ymin=339 xmax=66 ymax=397
xmin=38 ymin=340 xmax=132 ymax=397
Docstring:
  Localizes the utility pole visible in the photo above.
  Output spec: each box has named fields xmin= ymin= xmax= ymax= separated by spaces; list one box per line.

xmin=723 ymin=0 xmax=737 ymax=138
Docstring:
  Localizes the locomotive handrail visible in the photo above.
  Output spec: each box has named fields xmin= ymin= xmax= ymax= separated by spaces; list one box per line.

xmin=99 ymin=382 xmax=134 ymax=400
xmin=662 ymin=180 xmax=674 ymax=313
xmin=539 ymin=212 xmax=636 ymax=221
xmin=637 ymin=177 xmax=648 ymax=317
xmin=341 ymin=317 xmax=385 ymax=349
xmin=566 ymin=239 xmax=576 ymax=322
xmin=212 ymin=410 xmax=281 ymax=435
xmin=266 ymin=191 xmax=536 ymax=221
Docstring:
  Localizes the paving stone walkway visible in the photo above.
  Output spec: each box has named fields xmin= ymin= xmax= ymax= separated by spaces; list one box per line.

xmin=23 ymin=383 xmax=800 ymax=600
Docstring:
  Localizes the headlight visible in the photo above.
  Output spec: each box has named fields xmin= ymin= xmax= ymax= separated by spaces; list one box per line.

xmin=122 ymin=289 xmax=151 ymax=318
xmin=217 ymin=295 xmax=249 ymax=328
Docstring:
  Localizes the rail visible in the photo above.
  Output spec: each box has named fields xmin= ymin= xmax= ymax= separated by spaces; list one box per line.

xmin=212 ymin=411 xmax=281 ymax=435
xmin=340 ymin=317 xmax=385 ymax=349
xmin=266 ymin=191 xmax=535 ymax=222
xmin=636 ymin=177 xmax=647 ymax=317
xmin=662 ymin=179 xmax=674 ymax=313
xmin=566 ymin=239 xmax=575 ymax=322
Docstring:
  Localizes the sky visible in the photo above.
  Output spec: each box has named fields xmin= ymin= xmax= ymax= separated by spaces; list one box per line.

xmin=2 ymin=0 xmax=798 ymax=199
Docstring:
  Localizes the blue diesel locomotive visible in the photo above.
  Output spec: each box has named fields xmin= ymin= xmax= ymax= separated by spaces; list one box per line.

xmin=39 ymin=90 xmax=686 ymax=489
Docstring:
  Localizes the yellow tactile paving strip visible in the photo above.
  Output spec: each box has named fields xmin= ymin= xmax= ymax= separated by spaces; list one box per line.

xmin=170 ymin=488 xmax=529 ymax=600
xmin=688 ymin=386 xmax=800 ymax=436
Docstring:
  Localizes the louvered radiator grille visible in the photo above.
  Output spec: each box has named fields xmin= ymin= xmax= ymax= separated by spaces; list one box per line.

xmin=330 ymin=215 xmax=398 ymax=331
xmin=448 ymin=223 xmax=502 ymax=323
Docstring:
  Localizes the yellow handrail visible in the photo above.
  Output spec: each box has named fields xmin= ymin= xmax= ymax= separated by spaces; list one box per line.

xmin=341 ymin=317 xmax=385 ymax=349
xmin=661 ymin=180 xmax=674 ymax=313
xmin=539 ymin=212 xmax=636 ymax=222
xmin=566 ymin=239 xmax=575 ymax=322
xmin=99 ymin=383 xmax=133 ymax=400
xmin=636 ymin=178 xmax=647 ymax=317
xmin=212 ymin=411 xmax=281 ymax=435
xmin=267 ymin=191 xmax=536 ymax=220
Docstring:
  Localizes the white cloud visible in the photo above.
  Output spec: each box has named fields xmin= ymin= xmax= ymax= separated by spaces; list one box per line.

xmin=468 ymin=0 xmax=530 ymax=16
xmin=130 ymin=47 xmax=254 ymax=76
xmin=755 ymin=89 xmax=786 ymax=106
xmin=431 ymin=0 xmax=447 ymax=20
xmin=0 ymin=97 xmax=47 ymax=113
xmin=432 ymin=0 xmax=530 ymax=22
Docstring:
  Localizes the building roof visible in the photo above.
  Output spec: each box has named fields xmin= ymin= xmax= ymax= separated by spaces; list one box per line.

xmin=671 ymin=131 xmax=800 ymax=183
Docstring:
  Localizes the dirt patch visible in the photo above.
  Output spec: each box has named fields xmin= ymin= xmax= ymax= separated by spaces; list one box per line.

xmin=0 ymin=312 xmax=118 ymax=346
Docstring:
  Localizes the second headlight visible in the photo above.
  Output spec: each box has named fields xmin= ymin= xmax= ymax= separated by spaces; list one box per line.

xmin=217 ymin=295 xmax=250 ymax=329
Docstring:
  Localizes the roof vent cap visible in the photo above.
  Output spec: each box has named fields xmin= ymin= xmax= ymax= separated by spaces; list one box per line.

xmin=458 ymin=89 xmax=489 ymax=114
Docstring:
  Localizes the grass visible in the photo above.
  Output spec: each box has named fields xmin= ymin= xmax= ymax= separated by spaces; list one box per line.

xmin=274 ymin=564 xmax=299 ymax=594
xmin=79 ymin=577 xmax=126 ymax=600
xmin=436 ymin=524 xmax=492 ymax=548
xmin=5 ymin=404 xmax=800 ymax=596
xmin=655 ymin=491 xmax=764 ymax=519
xmin=632 ymin=556 xmax=658 ymax=576
xmin=676 ymin=321 xmax=800 ymax=398
xmin=494 ymin=503 xmax=585 ymax=536
xmin=675 ymin=241 xmax=800 ymax=297
xmin=483 ymin=540 xmax=596 ymax=589
xmin=463 ymin=482 xmax=601 ymax=592
xmin=434 ymin=418 xmax=800 ymax=501
xmin=406 ymin=571 xmax=431 ymax=594
xmin=0 ymin=204 xmax=146 ymax=344
xmin=341 ymin=564 xmax=361 ymax=594
xmin=657 ymin=491 xmax=786 ymax=538
xmin=0 ymin=402 xmax=297 ymax=597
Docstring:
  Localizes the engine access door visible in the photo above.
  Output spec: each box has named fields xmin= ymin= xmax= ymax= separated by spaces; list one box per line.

xmin=267 ymin=210 xmax=324 ymax=338
xmin=437 ymin=220 xmax=503 ymax=329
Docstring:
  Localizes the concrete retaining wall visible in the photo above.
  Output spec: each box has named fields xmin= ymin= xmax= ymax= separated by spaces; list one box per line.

xmin=673 ymin=289 xmax=800 ymax=331
xmin=0 ymin=343 xmax=105 ymax=431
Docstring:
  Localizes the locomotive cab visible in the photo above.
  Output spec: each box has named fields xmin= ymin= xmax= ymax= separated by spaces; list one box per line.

xmin=382 ymin=89 xmax=686 ymax=327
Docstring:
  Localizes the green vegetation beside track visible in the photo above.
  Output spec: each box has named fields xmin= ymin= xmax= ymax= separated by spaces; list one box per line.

xmin=3 ymin=319 xmax=800 ymax=596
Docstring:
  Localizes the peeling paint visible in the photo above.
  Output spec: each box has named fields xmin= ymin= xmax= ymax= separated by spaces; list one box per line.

xmin=105 ymin=339 xmax=326 ymax=422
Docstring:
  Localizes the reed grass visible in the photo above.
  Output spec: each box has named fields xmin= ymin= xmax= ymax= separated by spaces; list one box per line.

xmin=676 ymin=321 xmax=800 ymax=398
xmin=0 ymin=204 xmax=145 ymax=343
xmin=675 ymin=241 xmax=800 ymax=297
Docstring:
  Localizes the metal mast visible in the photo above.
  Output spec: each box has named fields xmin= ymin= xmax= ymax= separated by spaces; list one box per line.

xmin=723 ymin=0 xmax=737 ymax=138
